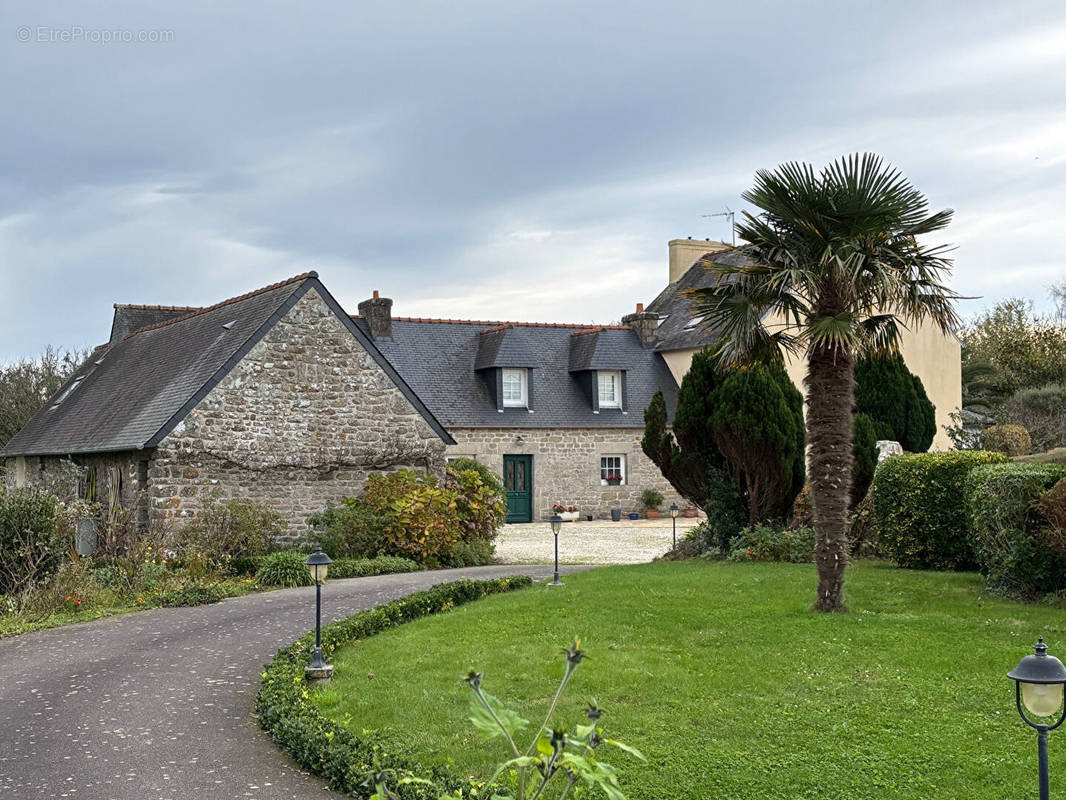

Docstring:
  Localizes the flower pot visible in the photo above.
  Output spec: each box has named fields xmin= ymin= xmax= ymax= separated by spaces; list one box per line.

xmin=586 ymin=514 xmax=593 ymax=521
xmin=610 ymin=508 xmax=622 ymax=522
xmin=645 ymin=509 xmax=659 ymax=519
xmin=628 ymin=512 xmax=640 ymax=521
xmin=559 ymin=511 xmax=579 ymax=522
xmin=683 ymin=507 xmax=697 ymax=518
xmin=606 ymin=479 xmax=621 ymax=486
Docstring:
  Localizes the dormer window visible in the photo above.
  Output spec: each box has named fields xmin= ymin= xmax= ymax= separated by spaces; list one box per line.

xmin=597 ymin=370 xmax=621 ymax=408
xmin=502 ymin=368 xmax=528 ymax=407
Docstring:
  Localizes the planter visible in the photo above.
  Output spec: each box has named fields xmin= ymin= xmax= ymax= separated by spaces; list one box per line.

xmin=586 ymin=514 xmax=593 ymax=522
xmin=683 ymin=507 xmax=698 ymax=518
xmin=559 ymin=511 xmax=579 ymax=522
xmin=606 ymin=479 xmax=621 ymax=486
xmin=645 ymin=509 xmax=660 ymax=519
xmin=628 ymin=512 xmax=640 ymax=521
xmin=610 ymin=508 xmax=622 ymax=522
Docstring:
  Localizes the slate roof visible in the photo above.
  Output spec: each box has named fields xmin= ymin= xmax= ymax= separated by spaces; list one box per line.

xmin=363 ymin=318 xmax=679 ymax=429
xmin=645 ymin=246 xmax=753 ymax=351
xmin=3 ymin=274 xmax=453 ymax=456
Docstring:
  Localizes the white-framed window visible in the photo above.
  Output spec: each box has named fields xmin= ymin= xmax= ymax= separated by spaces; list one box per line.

xmin=502 ymin=368 xmax=527 ymax=407
xmin=597 ymin=370 xmax=621 ymax=408
xmin=600 ymin=455 xmax=626 ymax=485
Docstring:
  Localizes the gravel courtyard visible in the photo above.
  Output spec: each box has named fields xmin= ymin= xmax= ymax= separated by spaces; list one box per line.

xmin=494 ymin=517 xmax=701 ymax=565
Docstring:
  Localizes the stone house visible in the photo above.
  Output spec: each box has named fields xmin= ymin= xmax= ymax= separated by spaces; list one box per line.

xmin=353 ymin=297 xmax=684 ymax=522
xmin=1 ymin=273 xmax=453 ymax=537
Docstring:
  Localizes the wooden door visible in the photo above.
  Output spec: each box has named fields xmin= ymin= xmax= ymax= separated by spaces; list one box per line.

xmin=503 ymin=454 xmax=533 ymax=523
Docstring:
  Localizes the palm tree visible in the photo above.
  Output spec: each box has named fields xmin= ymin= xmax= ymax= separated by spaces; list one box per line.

xmin=689 ymin=154 xmax=959 ymax=612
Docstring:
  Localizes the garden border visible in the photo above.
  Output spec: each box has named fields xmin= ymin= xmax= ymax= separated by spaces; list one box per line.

xmin=255 ymin=575 xmax=534 ymax=798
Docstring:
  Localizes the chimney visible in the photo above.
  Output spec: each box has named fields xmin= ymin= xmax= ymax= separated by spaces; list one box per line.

xmin=622 ymin=302 xmax=659 ymax=346
xmin=358 ymin=290 xmax=393 ymax=340
xmin=668 ymin=237 xmax=732 ymax=283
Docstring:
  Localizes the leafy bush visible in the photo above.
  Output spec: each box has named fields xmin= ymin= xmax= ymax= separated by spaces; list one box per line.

xmin=256 ymin=550 xmax=313 ymax=587
xmin=255 ymin=576 xmax=534 ymax=798
xmin=966 ymin=463 xmax=1066 ymax=596
xmin=156 ymin=577 xmax=243 ymax=607
xmin=179 ymin=494 xmax=285 ymax=566
xmin=983 ymin=424 xmax=1032 ymax=457
xmin=327 ymin=555 xmax=420 ymax=579
xmin=640 ymin=489 xmax=664 ymax=510
xmin=854 ymin=352 xmax=937 ymax=452
xmin=308 ymin=498 xmax=391 ymax=560
xmin=727 ymin=524 xmax=814 ymax=563
xmin=363 ymin=470 xmax=462 ymax=564
xmin=448 ymin=457 xmax=504 ymax=497
xmin=1002 ymin=383 xmax=1066 ymax=453
xmin=0 ymin=486 xmax=74 ymax=599
xmin=874 ymin=450 xmax=1008 ymax=570
xmin=1039 ymin=479 xmax=1066 ymax=536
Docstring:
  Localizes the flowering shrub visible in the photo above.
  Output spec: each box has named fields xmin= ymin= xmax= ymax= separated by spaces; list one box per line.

xmin=255 ymin=577 xmax=533 ymax=798
xmin=552 ymin=504 xmax=567 ymax=513
xmin=0 ymin=486 xmax=74 ymax=600
xmin=727 ymin=524 xmax=815 ymax=563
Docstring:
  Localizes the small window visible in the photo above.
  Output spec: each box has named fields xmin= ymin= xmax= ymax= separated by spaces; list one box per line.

xmin=502 ymin=368 xmax=527 ymax=407
xmin=598 ymin=371 xmax=621 ymax=408
xmin=683 ymin=314 xmax=705 ymax=331
xmin=600 ymin=455 xmax=626 ymax=485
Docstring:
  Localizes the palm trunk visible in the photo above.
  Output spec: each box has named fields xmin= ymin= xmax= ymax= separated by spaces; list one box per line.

xmin=805 ymin=345 xmax=853 ymax=612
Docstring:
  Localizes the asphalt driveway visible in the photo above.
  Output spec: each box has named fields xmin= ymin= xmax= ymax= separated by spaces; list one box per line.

xmin=0 ymin=565 xmax=578 ymax=799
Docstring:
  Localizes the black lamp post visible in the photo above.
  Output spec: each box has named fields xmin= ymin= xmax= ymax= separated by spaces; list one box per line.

xmin=669 ymin=503 xmax=679 ymax=550
xmin=1009 ymin=637 xmax=1066 ymax=800
xmin=549 ymin=514 xmax=563 ymax=586
xmin=305 ymin=548 xmax=334 ymax=681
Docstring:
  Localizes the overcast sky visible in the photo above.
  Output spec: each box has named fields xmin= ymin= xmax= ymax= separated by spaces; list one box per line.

xmin=1 ymin=1 xmax=1064 ymax=361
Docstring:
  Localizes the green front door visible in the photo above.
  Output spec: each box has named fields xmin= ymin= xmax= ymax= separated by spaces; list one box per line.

xmin=503 ymin=455 xmax=533 ymax=523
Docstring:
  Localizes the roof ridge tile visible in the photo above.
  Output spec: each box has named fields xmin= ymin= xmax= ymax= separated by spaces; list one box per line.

xmin=356 ymin=315 xmax=631 ymax=331
xmin=125 ymin=272 xmax=318 ymax=339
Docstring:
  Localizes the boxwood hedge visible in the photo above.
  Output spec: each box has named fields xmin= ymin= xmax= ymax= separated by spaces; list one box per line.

xmin=966 ymin=462 xmax=1066 ymax=597
xmin=255 ymin=575 xmax=533 ymax=798
xmin=873 ymin=450 xmax=1008 ymax=570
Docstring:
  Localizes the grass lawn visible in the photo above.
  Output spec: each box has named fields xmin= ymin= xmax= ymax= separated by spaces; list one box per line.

xmin=313 ymin=561 xmax=1066 ymax=799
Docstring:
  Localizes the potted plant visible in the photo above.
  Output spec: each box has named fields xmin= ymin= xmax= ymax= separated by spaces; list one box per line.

xmin=641 ymin=489 xmax=664 ymax=519
xmin=683 ymin=506 xmax=698 ymax=518
xmin=605 ymin=472 xmax=622 ymax=486
xmin=553 ymin=504 xmax=579 ymax=522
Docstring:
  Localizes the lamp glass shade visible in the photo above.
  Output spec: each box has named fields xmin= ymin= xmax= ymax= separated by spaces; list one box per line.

xmin=1022 ymin=680 xmax=1064 ymax=717
xmin=670 ymin=504 xmax=679 ymax=518
xmin=549 ymin=514 xmax=562 ymax=535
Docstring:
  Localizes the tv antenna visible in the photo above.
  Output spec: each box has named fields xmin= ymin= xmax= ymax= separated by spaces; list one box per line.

xmin=702 ymin=207 xmax=735 ymax=246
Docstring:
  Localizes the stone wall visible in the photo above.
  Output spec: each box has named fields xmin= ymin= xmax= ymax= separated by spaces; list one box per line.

xmin=447 ymin=427 xmax=685 ymax=521
xmin=149 ymin=288 xmax=446 ymax=537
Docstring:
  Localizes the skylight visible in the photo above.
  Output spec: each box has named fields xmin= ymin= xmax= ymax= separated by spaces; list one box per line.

xmin=50 ymin=376 xmax=85 ymax=409
xmin=683 ymin=315 xmax=706 ymax=331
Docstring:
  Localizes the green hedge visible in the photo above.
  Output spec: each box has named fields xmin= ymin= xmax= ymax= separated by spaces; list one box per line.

xmin=256 ymin=575 xmax=533 ymax=798
xmin=966 ymin=463 xmax=1066 ymax=597
xmin=233 ymin=553 xmax=421 ymax=581
xmin=873 ymin=451 xmax=1008 ymax=570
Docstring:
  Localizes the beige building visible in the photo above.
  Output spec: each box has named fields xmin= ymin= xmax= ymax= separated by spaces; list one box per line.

xmin=648 ymin=239 xmax=962 ymax=451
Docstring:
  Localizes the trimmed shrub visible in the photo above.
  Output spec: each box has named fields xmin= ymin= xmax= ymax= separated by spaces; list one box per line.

xmin=854 ymin=352 xmax=937 ymax=452
xmin=255 ymin=576 xmax=533 ymax=798
xmin=966 ymin=463 xmax=1066 ymax=596
xmin=874 ymin=450 xmax=1008 ymax=570
xmin=256 ymin=551 xmax=313 ymax=587
xmin=983 ymin=424 xmax=1032 ymax=457
xmin=0 ymin=486 xmax=73 ymax=597
xmin=727 ymin=524 xmax=814 ymax=563
xmin=179 ymin=494 xmax=285 ymax=565
xmin=851 ymin=413 xmax=879 ymax=508
xmin=327 ymin=555 xmax=420 ymax=579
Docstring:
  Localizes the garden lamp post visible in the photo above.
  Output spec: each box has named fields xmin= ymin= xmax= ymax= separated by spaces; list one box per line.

xmin=305 ymin=548 xmax=334 ymax=681
xmin=549 ymin=514 xmax=563 ymax=586
xmin=669 ymin=503 xmax=679 ymax=549
xmin=1009 ymin=637 xmax=1066 ymax=800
